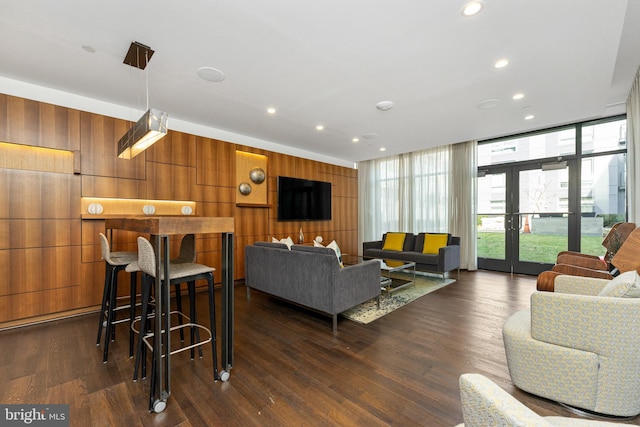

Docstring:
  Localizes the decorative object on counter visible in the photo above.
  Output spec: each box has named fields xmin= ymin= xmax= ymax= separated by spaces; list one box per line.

xmin=238 ymin=182 xmax=252 ymax=195
xmin=142 ymin=204 xmax=156 ymax=215
xmin=315 ymin=236 xmax=323 ymax=244
xmin=299 ymin=227 xmax=304 ymax=243
xmin=88 ymin=203 xmax=104 ymax=215
xmin=181 ymin=205 xmax=193 ymax=215
xmin=249 ymin=167 xmax=265 ymax=184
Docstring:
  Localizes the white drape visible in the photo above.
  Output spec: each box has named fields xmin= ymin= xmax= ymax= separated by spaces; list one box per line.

xmin=448 ymin=141 xmax=478 ymax=270
xmin=358 ymin=141 xmax=477 ymax=270
xmin=627 ymin=66 xmax=640 ymax=223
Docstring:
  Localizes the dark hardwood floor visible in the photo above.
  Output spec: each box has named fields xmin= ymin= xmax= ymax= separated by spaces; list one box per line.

xmin=1 ymin=270 xmax=639 ymax=426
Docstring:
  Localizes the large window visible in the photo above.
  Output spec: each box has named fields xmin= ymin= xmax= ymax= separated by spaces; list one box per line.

xmin=478 ymin=116 xmax=627 ymax=271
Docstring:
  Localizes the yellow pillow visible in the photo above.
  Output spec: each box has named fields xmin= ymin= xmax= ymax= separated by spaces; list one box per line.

xmin=382 ymin=233 xmax=406 ymax=251
xmin=384 ymin=259 xmax=405 ymax=268
xmin=422 ymin=234 xmax=448 ymax=254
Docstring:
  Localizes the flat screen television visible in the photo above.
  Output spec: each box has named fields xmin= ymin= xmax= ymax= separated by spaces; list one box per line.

xmin=277 ymin=176 xmax=331 ymax=221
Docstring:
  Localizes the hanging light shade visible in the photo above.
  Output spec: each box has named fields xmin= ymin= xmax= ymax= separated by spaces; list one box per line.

xmin=117 ymin=108 xmax=168 ymax=159
xmin=117 ymin=41 xmax=168 ymax=159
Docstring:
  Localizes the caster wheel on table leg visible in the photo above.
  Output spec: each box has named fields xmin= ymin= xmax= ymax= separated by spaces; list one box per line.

xmin=219 ymin=370 xmax=230 ymax=382
xmin=153 ymin=399 xmax=167 ymax=413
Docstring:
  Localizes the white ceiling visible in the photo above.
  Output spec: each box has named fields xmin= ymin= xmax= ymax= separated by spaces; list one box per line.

xmin=1 ymin=0 xmax=639 ymax=165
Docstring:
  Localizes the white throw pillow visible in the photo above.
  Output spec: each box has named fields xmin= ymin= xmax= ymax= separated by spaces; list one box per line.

xmin=271 ymin=236 xmax=294 ymax=250
xmin=598 ymin=270 xmax=640 ymax=298
xmin=314 ymin=239 xmax=343 ymax=266
xmin=326 ymin=240 xmax=342 ymax=263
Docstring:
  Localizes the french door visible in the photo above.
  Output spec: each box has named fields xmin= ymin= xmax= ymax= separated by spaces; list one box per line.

xmin=477 ymin=161 xmax=576 ymax=275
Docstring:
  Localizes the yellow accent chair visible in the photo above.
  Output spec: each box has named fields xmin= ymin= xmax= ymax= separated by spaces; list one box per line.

xmin=503 ymin=274 xmax=640 ymax=418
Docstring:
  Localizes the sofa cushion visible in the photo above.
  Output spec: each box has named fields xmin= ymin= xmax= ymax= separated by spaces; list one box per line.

xmin=598 ymin=270 xmax=640 ymax=298
xmin=422 ymin=233 xmax=449 ymax=254
xmin=272 ymin=236 xmax=294 ymax=249
xmin=254 ymin=241 xmax=289 ymax=250
xmin=382 ymin=232 xmax=406 ymax=251
xmin=312 ymin=239 xmax=343 ymax=266
xmin=414 ymin=233 xmax=451 ymax=252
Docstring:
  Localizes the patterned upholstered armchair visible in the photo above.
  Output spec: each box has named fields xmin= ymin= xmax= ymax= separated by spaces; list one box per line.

xmin=503 ymin=273 xmax=640 ymax=418
xmin=456 ymin=373 xmax=629 ymax=426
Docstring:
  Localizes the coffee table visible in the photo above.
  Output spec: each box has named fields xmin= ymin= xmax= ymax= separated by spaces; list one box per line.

xmin=378 ymin=259 xmax=416 ymax=292
xmin=342 ymin=255 xmax=416 ymax=292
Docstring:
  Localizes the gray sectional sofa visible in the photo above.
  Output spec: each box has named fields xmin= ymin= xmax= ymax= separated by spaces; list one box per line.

xmin=363 ymin=232 xmax=460 ymax=280
xmin=244 ymin=242 xmax=381 ymax=333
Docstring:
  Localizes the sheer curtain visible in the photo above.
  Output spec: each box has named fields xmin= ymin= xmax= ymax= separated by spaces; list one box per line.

xmin=358 ymin=141 xmax=477 ymax=270
xmin=627 ymin=66 xmax=640 ymax=223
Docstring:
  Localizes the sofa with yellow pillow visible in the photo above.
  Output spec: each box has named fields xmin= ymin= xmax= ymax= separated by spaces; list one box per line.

xmin=362 ymin=232 xmax=460 ymax=280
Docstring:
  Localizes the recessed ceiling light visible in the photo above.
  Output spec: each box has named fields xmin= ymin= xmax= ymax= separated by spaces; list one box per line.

xmin=376 ymin=101 xmax=394 ymax=111
xmin=352 ymin=138 xmax=359 ymax=143
xmin=267 ymin=107 xmax=276 ymax=114
xmin=494 ymin=59 xmax=509 ymax=69
xmin=196 ymin=66 xmax=226 ymax=82
xmin=82 ymin=45 xmax=96 ymax=53
xmin=380 ymin=147 xmax=386 ymax=152
xmin=512 ymin=93 xmax=524 ymax=100
xmin=462 ymin=1 xmax=483 ymax=16
xmin=476 ymin=99 xmax=501 ymax=109
xmin=525 ymin=114 xmax=535 ymax=120
xmin=316 ymin=125 xmax=324 ymax=131
xmin=361 ymin=133 xmax=378 ymax=139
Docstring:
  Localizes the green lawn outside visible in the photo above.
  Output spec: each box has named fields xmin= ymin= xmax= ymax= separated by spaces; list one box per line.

xmin=477 ymin=232 xmax=604 ymax=263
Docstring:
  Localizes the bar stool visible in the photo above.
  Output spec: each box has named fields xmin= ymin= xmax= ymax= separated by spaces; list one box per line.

xmin=96 ymin=233 xmax=139 ymax=363
xmin=132 ymin=235 xmax=207 ymax=374
xmin=132 ymin=236 xmax=226 ymax=410
xmin=146 ymin=234 xmax=197 ymax=344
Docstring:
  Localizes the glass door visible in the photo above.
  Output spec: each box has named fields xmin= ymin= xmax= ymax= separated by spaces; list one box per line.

xmin=478 ymin=163 xmax=573 ymax=275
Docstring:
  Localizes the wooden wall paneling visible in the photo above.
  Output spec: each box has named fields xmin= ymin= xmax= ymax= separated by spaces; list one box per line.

xmin=198 ymin=201 xmax=235 ymax=219
xmin=0 ymin=94 xmax=360 ymax=324
xmin=0 ymin=170 xmax=81 ymax=219
xmin=80 ymin=112 xmax=145 ymax=179
xmin=235 ymin=151 xmax=268 ymax=206
xmin=269 ymin=152 xmax=296 ymax=178
xmin=146 ymin=130 xmax=195 ymax=167
xmin=296 ymin=157 xmax=322 ymax=180
xmin=1 ymin=286 xmax=84 ymax=323
xmin=0 ymin=142 xmax=75 ymax=174
xmin=146 ymin=161 xmax=194 ymax=201
xmin=0 ymin=95 xmax=80 ymax=150
xmin=81 ymin=175 xmax=147 ymax=199
xmin=193 ymin=184 xmax=234 ymax=207
xmin=196 ymin=137 xmax=234 ymax=187
xmin=235 ymin=206 xmax=269 ymax=240
xmin=0 ymin=219 xmax=80 ymax=250
xmin=1 ymin=246 xmax=81 ymax=295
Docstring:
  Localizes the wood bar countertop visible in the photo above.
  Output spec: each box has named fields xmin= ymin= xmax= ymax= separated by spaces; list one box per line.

xmin=105 ymin=216 xmax=234 ymax=235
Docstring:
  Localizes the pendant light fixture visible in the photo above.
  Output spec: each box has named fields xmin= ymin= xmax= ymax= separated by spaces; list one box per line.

xmin=117 ymin=41 xmax=168 ymax=159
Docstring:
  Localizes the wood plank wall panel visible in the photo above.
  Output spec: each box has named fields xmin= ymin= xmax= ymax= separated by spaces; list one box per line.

xmin=81 ymin=175 xmax=147 ymax=199
xmin=146 ymin=131 xmax=196 ymax=167
xmin=0 ymin=93 xmax=358 ymax=325
xmin=196 ymin=137 xmax=234 ymax=187
xmin=0 ymin=94 xmax=80 ymax=150
xmin=80 ymin=112 xmax=145 ymax=180
xmin=146 ymin=162 xmax=195 ymax=201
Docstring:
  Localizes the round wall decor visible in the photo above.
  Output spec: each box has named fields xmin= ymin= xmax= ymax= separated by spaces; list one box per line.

xmin=249 ymin=167 xmax=266 ymax=184
xmin=239 ymin=182 xmax=252 ymax=195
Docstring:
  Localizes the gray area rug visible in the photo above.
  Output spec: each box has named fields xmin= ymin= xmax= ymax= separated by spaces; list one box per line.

xmin=342 ymin=273 xmax=455 ymax=324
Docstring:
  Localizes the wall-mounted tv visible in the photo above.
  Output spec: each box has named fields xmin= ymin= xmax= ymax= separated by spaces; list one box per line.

xmin=277 ymin=176 xmax=332 ymax=221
